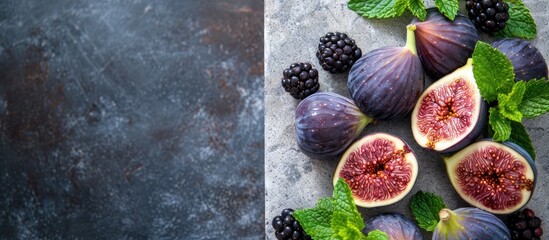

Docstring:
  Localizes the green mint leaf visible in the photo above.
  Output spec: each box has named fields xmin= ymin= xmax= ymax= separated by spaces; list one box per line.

xmin=331 ymin=212 xmax=364 ymax=239
xmin=494 ymin=1 xmax=537 ymax=39
xmin=348 ymin=0 xmax=407 ymax=19
xmin=407 ymin=0 xmax=427 ymax=21
xmin=472 ymin=41 xmax=516 ymax=102
xmin=519 ymin=79 xmax=549 ymax=118
xmin=435 ymin=0 xmax=459 ymax=20
xmin=294 ymin=198 xmax=335 ymax=239
xmin=409 ymin=191 xmax=447 ymax=232
xmin=365 ymin=229 xmax=389 ymax=240
xmin=509 ymin=121 xmax=536 ymax=160
xmin=489 ymin=107 xmax=512 ymax=141
xmin=498 ymin=81 xmax=526 ymax=122
xmin=333 ymin=178 xmax=365 ymax=231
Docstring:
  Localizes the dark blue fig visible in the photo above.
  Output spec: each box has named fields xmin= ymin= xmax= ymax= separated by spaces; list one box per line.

xmin=348 ymin=26 xmax=424 ymax=120
xmin=411 ymin=59 xmax=486 ymax=153
xmin=492 ymin=38 xmax=548 ymax=81
xmin=295 ymin=92 xmax=374 ymax=159
xmin=410 ymin=8 xmax=479 ymax=79
xmin=445 ymin=140 xmax=537 ymax=214
xmin=433 ymin=208 xmax=510 ymax=240
xmin=362 ymin=213 xmax=423 ymax=240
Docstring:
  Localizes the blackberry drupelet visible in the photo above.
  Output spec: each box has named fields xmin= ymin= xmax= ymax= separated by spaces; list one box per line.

xmin=465 ymin=0 xmax=509 ymax=33
xmin=272 ymin=208 xmax=312 ymax=240
xmin=281 ymin=63 xmax=319 ymax=100
xmin=507 ymin=208 xmax=543 ymax=240
xmin=316 ymin=32 xmax=362 ymax=74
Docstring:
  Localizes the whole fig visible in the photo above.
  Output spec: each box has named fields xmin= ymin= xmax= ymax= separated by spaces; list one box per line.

xmin=363 ymin=213 xmax=423 ymax=240
xmin=295 ymin=92 xmax=374 ymax=159
xmin=410 ymin=8 xmax=479 ymax=79
xmin=348 ymin=25 xmax=424 ymax=120
xmin=492 ymin=38 xmax=548 ymax=82
xmin=433 ymin=207 xmax=510 ymax=240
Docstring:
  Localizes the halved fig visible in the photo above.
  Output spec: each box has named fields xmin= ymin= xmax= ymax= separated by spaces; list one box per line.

xmin=410 ymin=8 xmax=479 ymax=79
xmin=295 ymin=92 xmax=374 ymax=159
xmin=333 ymin=133 xmax=418 ymax=207
xmin=492 ymin=38 xmax=549 ymax=82
xmin=445 ymin=140 xmax=537 ymax=214
xmin=348 ymin=25 xmax=424 ymax=120
xmin=411 ymin=59 xmax=486 ymax=153
xmin=363 ymin=213 xmax=423 ymax=240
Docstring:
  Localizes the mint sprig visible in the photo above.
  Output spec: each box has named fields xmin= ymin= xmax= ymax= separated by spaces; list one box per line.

xmin=409 ymin=191 xmax=447 ymax=231
xmin=347 ymin=0 xmax=458 ymax=21
xmin=293 ymin=179 xmax=388 ymax=240
xmin=472 ymin=41 xmax=549 ymax=160
xmin=494 ymin=0 xmax=537 ymax=39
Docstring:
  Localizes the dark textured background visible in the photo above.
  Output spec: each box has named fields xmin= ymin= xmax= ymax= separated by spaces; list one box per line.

xmin=0 ymin=0 xmax=264 ymax=239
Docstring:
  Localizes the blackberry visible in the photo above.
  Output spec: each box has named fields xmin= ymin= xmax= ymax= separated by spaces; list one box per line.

xmin=316 ymin=32 xmax=362 ymax=74
xmin=507 ymin=208 xmax=543 ymax=240
xmin=465 ymin=0 xmax=509 ymax=33
xmin=281 ymin=63 xmax=319 ymax=100
xmin=271 ymin=208 xmax=311 ymax=240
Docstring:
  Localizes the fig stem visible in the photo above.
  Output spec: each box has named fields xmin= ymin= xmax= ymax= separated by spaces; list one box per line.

xmin=437 ymin=208 xmax=465 ymax=237
xmin=355 ymin=114 xmax=375 ymax=138
xmin=405 ymin=24 xmax=418 ymax=56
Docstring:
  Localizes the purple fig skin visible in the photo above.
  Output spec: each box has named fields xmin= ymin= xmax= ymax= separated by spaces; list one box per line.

xmin=491 ymin=38 xmax=549 ymax=82
xmin=362 ymin=213 xmax=423 ymax=240
xmin=348 ymin=27 xmax=424 ymax=120
xmin=433 ymin=208 xmax=511 ymax=240
xmin=295 ymin=92 xmax=373 ymax=159
xmin=411 ymin=8 xmax=478 ymax=80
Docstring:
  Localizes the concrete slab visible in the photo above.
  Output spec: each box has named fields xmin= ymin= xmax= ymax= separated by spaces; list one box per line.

xmin=265 ymin=1 xmax=549 ymax=239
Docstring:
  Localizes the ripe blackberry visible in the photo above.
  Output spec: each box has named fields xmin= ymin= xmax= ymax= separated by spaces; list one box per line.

xmin=465 ymin=0 xmax=509 ymax=33
xmin=507 ymin=208 xmax=543 ymax=240
xmin=271 ymin=208 xmax=311 ymax=240
xmin=316 ymin=32 xmax=362 ymax=74
xmin=281 ymin=63 xmax=319 ymax=100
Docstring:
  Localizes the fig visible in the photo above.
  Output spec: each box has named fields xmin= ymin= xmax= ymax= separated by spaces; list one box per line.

xmin=445 ymin=140 xmax=537 ymax=214
xmin=333 ymin=133 xmax=418 ymax=207
xmin=410 ymin=8 xmax=479 ymax=79
xmin=295 ymin=92 xmax=374 ymax=159
xmin=433 ymin=207 xmax=510 ymax=240
xmin=411 ymin=59 xmax=486 ymax=153
xmin=347 ymin=25 xmax=424 ymax=120
xmin=363 ymin=213 xmax=423 ymax=240
xmin=492 ymin=38 xmax=549 ymax=82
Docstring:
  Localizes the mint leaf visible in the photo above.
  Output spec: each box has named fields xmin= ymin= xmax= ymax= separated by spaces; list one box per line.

xmin=489 ymin=107 xmax=512 ymax=141
xmin=498 ymin=81 xmax=526 ymax=122
xmin=348 ymin=0 xmax=407 ymax=19
xmin=333 ymin=178 xmax=365 ymax=231
xmin=519 ymin=79 xmax=549 ymax=118
xmin=509 ymin=121 xmax=536 ymax=160
xmin=294 ymin=198 xmax=334 ymax=239
xmin=332 ymin=212 xmax=364 ymax=239
xmin=435 ymin=0 xmax=459 ymax=20
xmin=407 ymin=0 xmax=427 ymax=21
xmin=409 ymin=191 xmax=446 ymax=232
xmin=494 ymin=1 xmax=537 ymax=39
xmin=365 ymin=229 xmax=389 ymax=240
xmin=472 ymin=41 xmax=516 ymax=102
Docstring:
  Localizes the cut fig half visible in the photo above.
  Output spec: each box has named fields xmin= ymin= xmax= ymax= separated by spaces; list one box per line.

xmin=411 ymin=58 xmax=486 ymax=153
xmin=445 ymin=140 xmax=537 ymax=214
xmin=333 ymin=133 xmax=418 ymax=208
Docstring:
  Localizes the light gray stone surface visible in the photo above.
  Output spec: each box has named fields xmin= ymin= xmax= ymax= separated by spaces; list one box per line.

xmin=265 ymin=0 xmax=549 ymax=239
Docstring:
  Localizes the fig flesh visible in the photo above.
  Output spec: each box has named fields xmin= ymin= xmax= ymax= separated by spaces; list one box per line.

xmin=433 ymin=207 xmax=510 ymax=240
xmin=492 ymin=38 xmax=549 ymax=82
xmin=295 ymin=92 xmax=374 ymax=159
xmin=363 ymin=213 xmax=423 ymax=240
xmin=334 ymin=133 xmax=418 ymax=207
xmin=410 ymin=8 xmax=479 ymax=79
xmin=445 ymin=140 xmax=537 ymax=214
xmin=348 ymin=25 xmax=424 ymax=120
xmin=411 ymin=59 xmax=486 ymax=153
